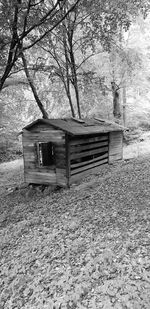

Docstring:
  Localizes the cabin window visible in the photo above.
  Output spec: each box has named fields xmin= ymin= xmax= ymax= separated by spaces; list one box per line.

xmin=35 ymin=142 xmax=55 ymax=167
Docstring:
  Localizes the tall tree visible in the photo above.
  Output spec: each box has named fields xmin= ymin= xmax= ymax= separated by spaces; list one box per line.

xmin=37 ymin=0 xmax=150 ymax=118
xmin=0 ymin=0 xmax=81 ymax=93
xmin=37 ymin=0 xmax=96 ymax=118
xmin=0 ymin=0 xmax=149 ymax=119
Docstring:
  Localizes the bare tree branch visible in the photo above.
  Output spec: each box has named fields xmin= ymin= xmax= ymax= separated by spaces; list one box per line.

xmin=21 ymin=50 xmax=49 ymax=119
xmin=23 ymin=0 xmax=81 ymax=51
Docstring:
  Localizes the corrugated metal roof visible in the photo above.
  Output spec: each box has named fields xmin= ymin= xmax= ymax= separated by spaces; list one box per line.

xmin=23 ymin=118 xmax=125 ymax=135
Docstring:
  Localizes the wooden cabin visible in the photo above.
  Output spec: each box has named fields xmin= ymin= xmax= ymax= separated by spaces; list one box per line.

xmin=22 ymin=118 xmax=124 ymax=187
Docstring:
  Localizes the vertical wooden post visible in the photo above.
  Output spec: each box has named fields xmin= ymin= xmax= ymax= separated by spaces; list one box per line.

xmin=65 ymin=134 xmax=71 ymax=187
xmin=22 ymin=134 xmax=26 ymax=183
xmin=109 ymin=131 xmax=123 ymax=163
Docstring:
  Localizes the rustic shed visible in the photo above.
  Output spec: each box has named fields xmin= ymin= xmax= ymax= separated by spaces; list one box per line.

xmin=22 ymin=118 xmax=125 ymax=187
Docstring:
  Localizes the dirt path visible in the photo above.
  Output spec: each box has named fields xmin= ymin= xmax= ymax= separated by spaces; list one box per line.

xmin=0 ymin=158 xmax=23 ymax=171
xmin=123 ymin=132 xmax=150 ymax=159
xmin=0 ymin=158 xmax=23 ymax=195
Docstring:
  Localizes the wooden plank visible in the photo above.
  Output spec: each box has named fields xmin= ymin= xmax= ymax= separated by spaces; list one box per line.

xmin=25 ymin=164 xmax=56 ymax=173
xmin=70 ymin=146 xmax=108 ymax=160
xmin=23 ymin=129 xmax=62 ymax=136
xmin=24 ymin=162 xmax=35 ymax=169
xmin=24 ymin=154 xmax=35 ymax=161
xmin=94 ymin=117 xmax=128 ymax=130
xmin=23 ymin=145 xmax=35 ymax=154
xmin=22 ymin=130 xmax=65 ymax=144
xmin=109 ymin=149 xmax=121 ymax=155
xmin=69 ymin=134 xmax=108 ymax=146
xmin=55 ymin=145 xmax=66 ymax=151
xmin=109 ymin=131 xmax=123 ymax=163
xmin=23 ymin=158 xmax=35 ymax=164
xmin=56 ymin=168 xmax=67 ymax=187
xmin=109 ymin=145 xmax=122 ymax=151
xmin=22 ymin=141 xmax=34 ymax=147
xmin=66 ymin=135 xmax=71 ymax=187
xmin=55 ymin=147 xmax=66 ymax=154
xmin=55 ymin=159 xmax=66 ymax=168
xmin=71 ymin=117 xmax=85 ymax=123
xmin=56 ymin=177 xmax=67 ymax=185
xmin=23 ymin=152 xmax=35 ymax=158
xmin=26 ymin=169 xmax=56 ymax=177
xmin=109 ymin=132 xmax=122 ymax=138
xmin=23 ymin=156 xmax=35 ymax=162
xmin=55 ymin=153 xmax=66 ymax=160
xmin=23 ymin=137 xmax=65 ymax=144
xmin=56 ymin=168 xmax=66 ymax=175
xmin=109 ymin=142 xmax=122 ymax=146
xmin=109 ymin=141 xmax=122 ymax=146
xmin=71 ymin=153 xmax=108 ymax=169
xmin=25 ymin=176 xmax=56 ymax=184
xmin=70 ymin=140 xmax=108 ymax=153
xmin=94 ymin=117 xmax=105 ymax=123
xmin=33 ymin=166 xmax=56 ymax=173
xmin=71 ymin=158 xmax=108 ymax=175
xmin=109 ymin=154 xmax=122 ymax=160
xmin=25 ymin=177 xmax=56 ymax=185
xmin=25 ymin=170 xmax=57 ymax=184
xmin=109 ymin=131 xmax=122 ymax=139
xmin=110 ymin=134 xmax=122 ymax=139
xmin=29 ymin=124 xmax=54 ymax=132
xmin=70 ymin=161 xmax=108 ymax=184
xmin=23 ymin=140 xmax=65 ymax=147
xmin=23 ymin=130 xmax=64 ymax=137
xmin=109 ymin=136 xmax=121 ymax=143
xmin=55 ymin=156 xmax=66 ymax=163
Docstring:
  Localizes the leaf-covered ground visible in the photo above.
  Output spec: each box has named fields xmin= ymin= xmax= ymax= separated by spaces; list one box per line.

xmin=0 ymin=156 xmax=150 ymax=309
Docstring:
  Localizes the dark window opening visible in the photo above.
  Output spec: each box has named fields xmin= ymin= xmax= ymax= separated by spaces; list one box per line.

xmin=36 ymin=142 xmax=55 ymax=167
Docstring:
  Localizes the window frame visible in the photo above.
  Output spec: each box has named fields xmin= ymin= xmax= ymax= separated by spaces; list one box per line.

xmin=35 ymin=141 xmax=55 ymax=169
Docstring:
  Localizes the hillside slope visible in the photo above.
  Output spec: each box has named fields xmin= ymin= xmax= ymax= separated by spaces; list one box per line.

xmin=0 ymin=150 xmax=150 ymax=308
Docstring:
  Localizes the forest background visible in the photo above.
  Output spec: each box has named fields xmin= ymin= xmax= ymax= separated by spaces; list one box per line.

xmin=0 ymin=0 xmax=150 ymax=162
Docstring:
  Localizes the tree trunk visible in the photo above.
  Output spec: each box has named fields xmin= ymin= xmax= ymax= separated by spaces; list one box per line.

xmin=21 ymin=52 xmax=49 ymax=119
xmin=0 ymin=51 xmax=17 ymax=91
xmin=69 ymin=42 xmax=81 ymax=119
xmin=64 ymin=82 xmax=76 ymax=117
xmin=0 ymin=4 xmax=19 ymax=91
xmin=61 ymin=2 xmax=81 ymax=119
xmin=73 ymin=81 xmax=81 ymax=118
xmin=122 ymin=85 xmax=127 ymax=126
xmin=63 ymin=36 xmax=76 ymax=117
xmin=111 ymin=82 xmax=121 ymax=120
